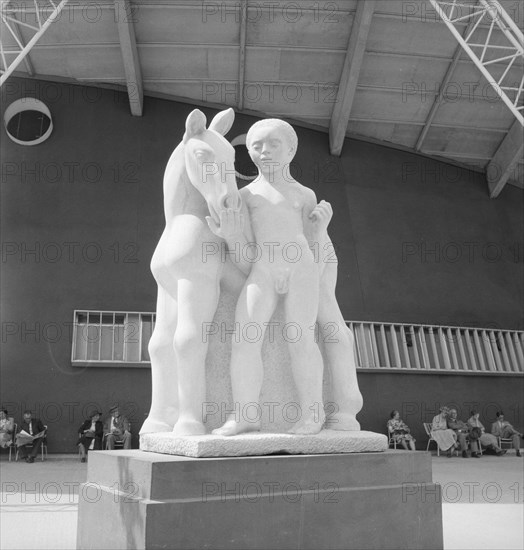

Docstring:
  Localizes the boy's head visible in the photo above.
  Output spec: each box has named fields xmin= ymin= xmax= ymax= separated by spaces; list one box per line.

xmin=246 ymin=119 xmax=298 ymax=157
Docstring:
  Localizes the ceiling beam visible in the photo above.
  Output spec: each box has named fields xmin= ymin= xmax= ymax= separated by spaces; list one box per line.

xmin=488 ymin=120 xmax=523 ymax=198
xmin=329 ymin=0 xmax=376 ymax=156
xmin=114 ymin=0 xmax=143 ymax=116
xmin=237 ymin=4 xmax=247 ymax=111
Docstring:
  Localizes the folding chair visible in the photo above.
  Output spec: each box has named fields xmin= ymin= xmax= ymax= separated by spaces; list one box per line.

xmin=6 ymin=423 xmax=17 ymax=462
xmin=423 ymin=423 xmax=440 ymax=456
xmin=498 ymin=436 xmax=514 ymax=450
xmin=466 ymin=433 xmax=482 ymax=455
xmin=387 ymin=425 xmax=397 ymax=449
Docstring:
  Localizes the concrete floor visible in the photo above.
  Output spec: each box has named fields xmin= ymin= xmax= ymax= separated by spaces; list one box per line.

xmin=0 ymin=451 xmax=522 ymax=550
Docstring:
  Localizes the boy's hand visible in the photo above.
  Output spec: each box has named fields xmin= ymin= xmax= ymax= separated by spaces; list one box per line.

xmin=206 ymin=208 xmax=244 ymax=240
xmin=308 ymin=200 xmax=332 ymax=233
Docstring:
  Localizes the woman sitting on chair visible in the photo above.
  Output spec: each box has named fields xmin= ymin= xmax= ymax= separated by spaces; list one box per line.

xmin=78 ymin=411 xmax=103 ymax=462
xmin=387 ymin=410 xmax=416 ymax=451
xmin=431 ymin=407 xmax=459 ymax=457
xmin=0 ymin=409 xmax=14 ymax=448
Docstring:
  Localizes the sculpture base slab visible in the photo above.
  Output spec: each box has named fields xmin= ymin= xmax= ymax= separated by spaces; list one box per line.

xmin=139 ymin=429 xmax=387 ymax=457
xmin=76 ymin=450 xmax=443 ymax=550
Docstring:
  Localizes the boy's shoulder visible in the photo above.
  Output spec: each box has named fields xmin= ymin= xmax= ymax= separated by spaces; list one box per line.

xmin=293 ymin=181 xmax=317 ymax=204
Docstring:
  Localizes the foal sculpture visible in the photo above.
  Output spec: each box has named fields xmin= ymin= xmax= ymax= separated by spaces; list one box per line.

xmin=140 ymin=108 xmax=243 ymax=436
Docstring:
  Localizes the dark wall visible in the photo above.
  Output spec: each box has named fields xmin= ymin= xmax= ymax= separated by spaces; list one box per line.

xmin=358 ymin=371 xmax=524 ymax=447
xmin=1 ymin=78 xmax=522 ymax=451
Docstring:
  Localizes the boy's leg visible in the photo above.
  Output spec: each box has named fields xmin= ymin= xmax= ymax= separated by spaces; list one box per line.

xmin=213 ymin=268 xmax=277 ymax=436
xmin=285 ymin=264 xmax=325 ymax=434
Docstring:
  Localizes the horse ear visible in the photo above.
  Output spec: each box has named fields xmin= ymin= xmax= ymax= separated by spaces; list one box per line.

xmin=208 ymin=108 xmax=235 ymax=136
xmin=183 ymin=109 xmax=207 ymax=142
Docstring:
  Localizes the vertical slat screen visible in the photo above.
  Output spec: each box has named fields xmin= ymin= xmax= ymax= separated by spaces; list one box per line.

xmin=390 ymin=325 xmax=402 ymax=368
xmin=71 ymin=311 xmax=524 ymax=373
xmin=380 ymin=324 xmax=391 ymax=368
xmin=400 ymin=325 xmax=411 ymax=368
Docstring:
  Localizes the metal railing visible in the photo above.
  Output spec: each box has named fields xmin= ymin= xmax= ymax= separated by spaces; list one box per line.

xmin=347 ymin=320 xmax=523 ymax=374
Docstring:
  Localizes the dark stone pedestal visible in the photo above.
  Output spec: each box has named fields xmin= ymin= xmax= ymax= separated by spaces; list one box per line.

xmin=76 ymin=450 xmax=443 ymax=550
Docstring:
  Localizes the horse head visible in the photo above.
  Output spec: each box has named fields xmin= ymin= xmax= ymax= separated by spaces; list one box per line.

xmin=183 ymin=108 xmax=241 ymax=225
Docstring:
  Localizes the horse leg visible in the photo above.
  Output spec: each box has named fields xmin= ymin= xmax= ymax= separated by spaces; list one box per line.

xmin=172 ymin=275 xmax=220 ymax=436
xmin=318 ymin=262 xmax=363 ymax=430
xmin=140 ymin=285 xmax=179 ymax=434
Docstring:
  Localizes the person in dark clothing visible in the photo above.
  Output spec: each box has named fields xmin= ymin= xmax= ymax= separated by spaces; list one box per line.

xmin=78 ymin=410 xmax=103 ymax=462
xmin=16 ymin=410 xmax=45 ymax=463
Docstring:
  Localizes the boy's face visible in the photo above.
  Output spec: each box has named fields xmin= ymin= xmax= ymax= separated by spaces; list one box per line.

xmin=247 ymin=126 xmax=295 ymax=173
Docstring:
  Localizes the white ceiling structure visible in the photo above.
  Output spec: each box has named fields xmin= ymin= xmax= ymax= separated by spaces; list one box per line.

xmin=1 ymin=0 xmax=523 ymax=196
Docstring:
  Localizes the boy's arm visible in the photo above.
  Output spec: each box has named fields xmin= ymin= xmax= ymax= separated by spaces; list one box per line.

xmin=302 ymin=188 xmax=333 ymax=275
xmin=302 ymin=188 xmax=318 ymax=244
xmin=302 ymin=188 xmax=333 ymax=242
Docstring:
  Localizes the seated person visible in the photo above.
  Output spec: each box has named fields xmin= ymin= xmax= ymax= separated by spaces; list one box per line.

xmin=467 ymin=411 xmax=506 ymax=456
xmin=431 ymin=407 xmax=459 ymax=457
xmin=491 ymin=411 xmax=522 ymax=457
xmin=447 ymin=408 xmax=480 ymax=458
xmin=15 ymin=410 xmax=45 ymax=463
xmin=78 ymin=410 xmax=103 ymax=462
xmin=103 ymin=405 xmax=131 ymax=450
xmin=387 ymin=410 xmax=416 ymax=451
xmin=0 ymin=409 xmax=15 ymax=448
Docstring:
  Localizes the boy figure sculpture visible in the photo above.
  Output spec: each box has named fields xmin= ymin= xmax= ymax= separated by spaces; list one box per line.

xmin=209 ymin=119 xmax=333 ymax=436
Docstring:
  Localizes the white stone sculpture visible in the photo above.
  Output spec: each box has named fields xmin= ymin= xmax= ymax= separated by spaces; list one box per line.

xmin=140 ymin=111 xmax=363 ymax=440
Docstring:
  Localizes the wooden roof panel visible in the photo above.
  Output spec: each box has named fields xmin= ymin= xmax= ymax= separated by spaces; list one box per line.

xmin=368 ymin=16 xmax=459 ymax=58
xmin=422 ymin=126 xmax=505 ymax=158
xmin=27 ymin=46 xmax=125 ymax=80
xmin=246 ymin=7 xmax=353 ymax=49
xmin=16 ymin=5 xmax=118 ymax=46
xmin=358 ymin=52 xmax=450 ymax=89
xmin=276 ymin=49 xmax=345 ymax=83
xmin=242 ymin=83 xmax=335 ymax=118
xmin=134 ymin=5 xmax=240 ymax=45
xmin=432 ymin=96 xmax=516 ymax=130
xmin=347 ymin=120 xmax=422 ymax=149
xmin=138 ymin=46 xmax=239 ymax=80
xmin=350 ymin=88 xmax=434 ymax=124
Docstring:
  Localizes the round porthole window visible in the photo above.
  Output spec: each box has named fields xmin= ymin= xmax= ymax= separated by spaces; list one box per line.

xmin=4 ymin=98 xmax=53 ymax=146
